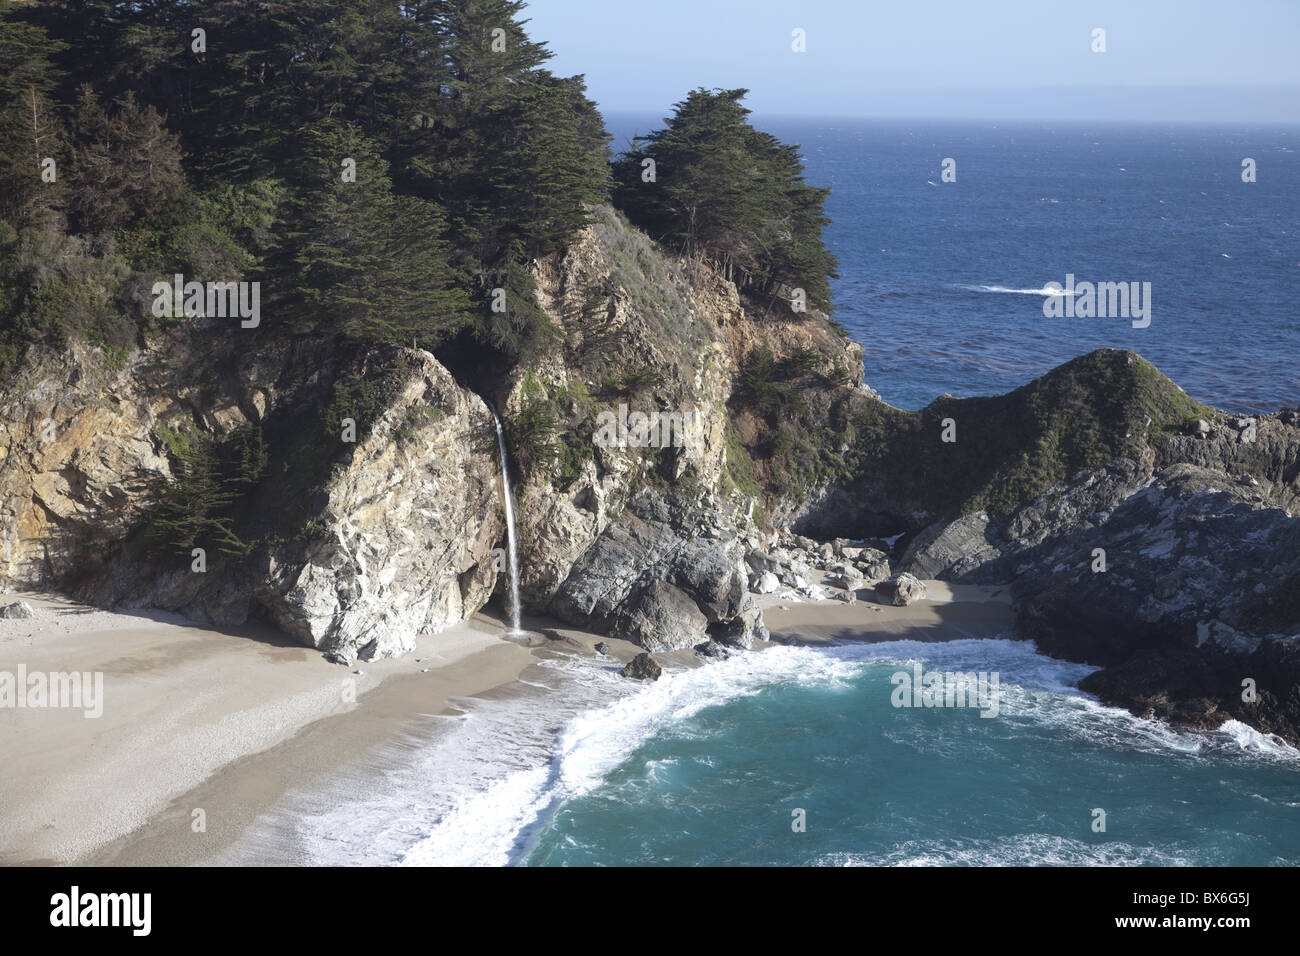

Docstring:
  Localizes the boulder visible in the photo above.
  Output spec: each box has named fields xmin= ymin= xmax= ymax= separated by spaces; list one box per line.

xmin=620 ymin=652 xmax=664 ymax=681
xmin=611 ymin=579 xmax=709 ymax=652
xmin=853 ymin=549 xmax=892 ymax=586
xmin=827 ymin=562 xmax=864 ymax=592
xmin=709 ymin=595 xmax=763 ymax=650
xmin=875 ymin=573 xmax=927 ymax=606
xmin=694 ymin=640 xmax=732 ymax=660
xmin=751 ymin=571 xmax=780 ymax=594
xmin=594 ymin=641 xmax=610 ymax=656
xmin=667 ymin=545 xmax=746 ymax=621
xmin=0 ymin=600 xmax=35 ymax=619
xmin=552 ymin=495 xmax=759 ymax=651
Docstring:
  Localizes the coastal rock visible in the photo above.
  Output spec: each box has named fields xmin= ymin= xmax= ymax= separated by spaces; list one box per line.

xmin=0 ymin=334 xmax=506 ymax=661
xmin=962 ymin=461 xmax=1300 ymax=739
xmin=255 ymin=350 xmax=503 ymax=662
xmin=611 ymin=579 xmax=709 ymax=652
xmin=709 ymin=595 xmax=763 ymax=650
xmin=667 ymin=544 xmax=747 ymax=622
xmin=875 ymin=573 xmax=926 ymax=606
xmin=594 ymin=641 xmax=610 ymax=656
xmin=0 ymin=342 xmax=172 ymax=588
xmin=1000 ymin=459 xmax=1154 ymax=555
xmin=552 ymin=493 xmax=766 ymax=653
xmin=751 ymin=571 xmax=780 ymax=594
xmin=901 ymin=512 xmax=1003 ymax=580
xmin=853 ymin=549 xmax=892 ymax=585
xmin=0 ymin=600 xmax=34 ymax=619
xmin=694 ymin=640 xmax=732 ymax=660
xmin=619 ymin=652 xmax=664 ymax=681
xmin=827 ymin=562 xmax=864 ymax=591
xmin=744 ymin=548 xmax=778 ymax=574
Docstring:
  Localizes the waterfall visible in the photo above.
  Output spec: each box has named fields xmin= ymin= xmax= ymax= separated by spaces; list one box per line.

xmin=488 ymin=402 xmax=523 ymax=636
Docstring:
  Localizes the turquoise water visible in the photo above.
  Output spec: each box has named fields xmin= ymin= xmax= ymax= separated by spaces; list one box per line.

xmin=518 ymin=641 xmax=1300 ymax=866
xmin=225 ymin=637 xmax=1300 ymax=866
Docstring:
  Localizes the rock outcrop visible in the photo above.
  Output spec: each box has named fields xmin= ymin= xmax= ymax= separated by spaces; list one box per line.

xmin=875 ymin=573 xmax=927 ymax=607
xmin=4 ymin=205 xmax=857 ymax=661
xmin=0 ymin=600 xmax=34 ymax=619
xmin=551 ymin=492 xmax=761 ymax=652
xmin=898 ymin=433 xmax=1300 ymax=739
xmin=1 ymin=336 xmax=505 ymax=663
xmin=620 ymin=652 xmax=664 ymax=681
xmin=4 ymin=196 xmax=1297 ymax=747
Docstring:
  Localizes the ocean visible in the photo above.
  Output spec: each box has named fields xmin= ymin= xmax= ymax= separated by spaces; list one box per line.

xmin=224 ymin=118 xmax=1300 ymax=867
xmin=609 ymin=114 xmax=1300 ymax=413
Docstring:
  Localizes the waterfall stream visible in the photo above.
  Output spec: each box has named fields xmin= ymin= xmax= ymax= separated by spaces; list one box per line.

xmin=488 ymin=402 xmax=523 ymax=635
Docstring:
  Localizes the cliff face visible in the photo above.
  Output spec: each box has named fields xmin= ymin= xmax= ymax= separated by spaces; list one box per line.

xmin=505 ymin=206 xmax=859 ymax=651
xmin=1 ymin=342 xmax=171 ymax=587
xmin=0 ymin=205 xmax=856 ymax=660
xmin=1 ymin=333 xmax=504 ymax=663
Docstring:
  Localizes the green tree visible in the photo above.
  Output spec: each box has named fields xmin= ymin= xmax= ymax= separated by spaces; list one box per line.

xmin=284 ymin=121 xmax=469 ymax=344
xmin=149 ymin=425 xmax=250 ymax=558
xmin=0 ymin=0 xmax=68 ymax=229
xmin=612 ymin=88 xmax=838 ymax=311
xmin=400 ymin=0 xmax=610 ymax=265
xmin=65 ymin=86 xmax=186 ymax=235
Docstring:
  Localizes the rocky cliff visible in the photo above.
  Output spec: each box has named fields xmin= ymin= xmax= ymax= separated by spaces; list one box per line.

xmin=878 ymin=356 xmax=1300 ymax=742
xmin=1 ymin=333 xmax=504 ymax=663
xmin=0 ymin=205 xmax=855 ymax=661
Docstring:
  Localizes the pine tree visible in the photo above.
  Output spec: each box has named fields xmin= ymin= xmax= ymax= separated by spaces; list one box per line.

xmin=400 ymin=0 xmax=609 ymax=265
xmin=149 ymin=425 xmax=249 ymax=558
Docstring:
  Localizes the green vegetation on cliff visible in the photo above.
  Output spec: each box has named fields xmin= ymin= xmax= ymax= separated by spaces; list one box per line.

xmin=0 ymin=0 xmax=610 ymax=374
xmin=777 ymin=348 xmax=1216 ymax=531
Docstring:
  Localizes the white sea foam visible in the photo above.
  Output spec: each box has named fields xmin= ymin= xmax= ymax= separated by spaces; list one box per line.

xmin=816 ymin=835 xmax=1194 ymax=867
xmin=1217 ymin=719 xmax=1300 ymax=759
xmin=958 ymin=283 xmax=1075 ymax=296
xmin=401 ymin=645 xmax=862 ymax=866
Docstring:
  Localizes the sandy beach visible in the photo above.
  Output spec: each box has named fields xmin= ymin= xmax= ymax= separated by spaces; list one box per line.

xmin=0 ymin=581 xmax=1013 ymax=866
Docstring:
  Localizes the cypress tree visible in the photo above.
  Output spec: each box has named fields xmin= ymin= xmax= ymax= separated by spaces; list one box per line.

xmin=612 ymin=88 xmax=838 ymax=311
xmin=284 ymin=121 xmax=469 ymax=345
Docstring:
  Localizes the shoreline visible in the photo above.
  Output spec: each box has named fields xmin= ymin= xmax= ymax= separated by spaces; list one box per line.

xmin=0 ymin=583 xmax=1015 ymax=866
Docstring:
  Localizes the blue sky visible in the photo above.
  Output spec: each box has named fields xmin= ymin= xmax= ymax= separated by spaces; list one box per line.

xmin=522 ymin=0 xmax=1300 ymax=122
